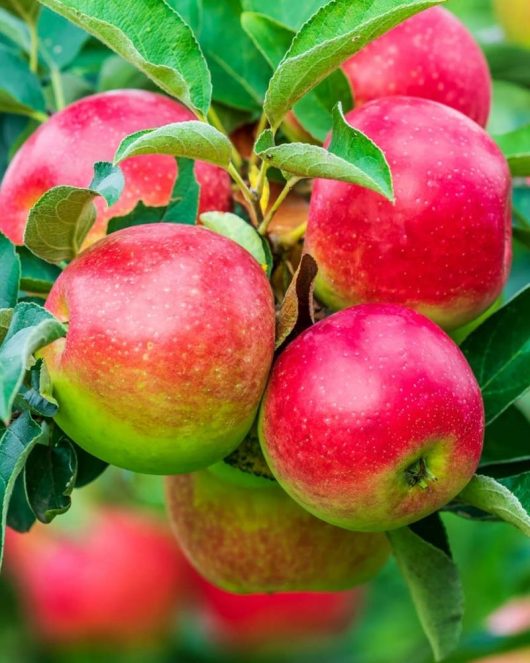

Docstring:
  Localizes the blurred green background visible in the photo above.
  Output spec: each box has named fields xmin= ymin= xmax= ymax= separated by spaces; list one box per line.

xmin=2 ymin=1 xmax=530 ymax=662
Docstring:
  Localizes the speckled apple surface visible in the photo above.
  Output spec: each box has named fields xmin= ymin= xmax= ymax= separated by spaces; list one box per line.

xmin=41 ymin=224 xmax=275 ymax=474
xmin=343 ymin=7 xmax=491 ymax=127
xmin=166 ymin=468 xmax=390 ymax=593
xmin=306 ymin=97 xmax=512 ymax=330
xmin=0 ymin=90 xmax=232 ymax=247
xmin=259 ymin=304 xmax=484 ymax=532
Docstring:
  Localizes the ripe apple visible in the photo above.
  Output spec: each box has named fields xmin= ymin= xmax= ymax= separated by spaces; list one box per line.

xmin=0 ymin=90 xmax=232 ymax=247
xmin=40 ymin=223 xmax=275 ymax=474
xmin=343 ymin=7 xmax=492 ymax=127
xmin=165 ymin=451 xmax=390 ymax=592
xmin=306 ymin=97 xmax=512 ymax=330
xmin=195 ymin=578 xmax=361 ymax=654
xmin=494 ymin=0 xmax=530 ymax=49
xmin=259 ymin=304 xmax=484 ymax=532
xmin=4 ymin=505 xmax=189 ymax=647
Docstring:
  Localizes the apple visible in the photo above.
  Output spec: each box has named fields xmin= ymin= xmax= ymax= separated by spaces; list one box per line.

xmin=494 ymin=0 xmax=530 ymax=49
xmin=165 ymin=449 xmax=390 ymax=592
xmin=474 ymin=651 xmax=530 ymax=663
xmin=40 ymin=223 xmax=275 ymax=474
xmin=0 ymin=90 xmax=232 ymax=248
xmin=4 ymin=505 xmax=189 ymax=647
xmin=259 ymin=303 xmax=484 ymax=532
xmin=195 ymin=578 xmax=361 ymax=654
xmin=306 ymin=96 xmax=512 ymax=330
xmin=343 ymin=7 xmax=492 ymax=127
xmin=488 ymin=597 xmax=530 ymax=636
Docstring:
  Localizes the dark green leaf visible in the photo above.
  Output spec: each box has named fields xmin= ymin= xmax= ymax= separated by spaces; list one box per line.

xmin=388 ymin=526 xmax=464 ymax=662
xmin=97 ymin=54 xmax=152 ymax=92
xmin=493 ymin=124 xmax=530 ymax=176
xmin=107 ymin=203 xmax=166 ymax=234
xmin=199 ymin=0 xmax=270 ymax=112
xmin=164 ymin=157 xmax=200 ymax=223
xmin=485 ymin=43 xmax=530 ymax=91
xmin=458 ymin=474 xmax=530 ymax=537
xmin=26 ymin=434 xmax=77 ymax=523
xmin=200 ymin=211 xmax=270 ymax=271
xmin=241 ymin=0 xmax=327 ymax=30
xmin=6 ymin=472 xmax=35 ymax=532
xmin=38 ymin=0 xmax=212 ymax=116
xmin=241 ymin=12 xmax=354 ymax=142
xmin=0 ymin=44 xmax=46 ymax=120
xmin=37 ymin=6 xmax=89 ymax=70
xmin=264 ymin=0 xmax=444 ymax=129
xmin=275 ymin=254 xmax=318 ymax=349
xmin=0 ymin=233 xmax=20 ymax=310
xmin=256 ymin=104 xmax=394 ymax=200
xmin=0 ymin=412 xmax=45 ymax=567
xmin=461 ymin=287 xmax=530 ymax=424
xmin=481 ymin=405 xmax=530 ymax=467
xmin=17 ymin=247 xmax=61 ymax=295
xmin=0 ymin=302 xmax=66 ymax=424
xmin=113 ymin=121 xmax=232 ymax=168
xmin=72 ymin=441 xmax=108 ymax=488
xmin=18 ymin=359 xmax=58 ymax=417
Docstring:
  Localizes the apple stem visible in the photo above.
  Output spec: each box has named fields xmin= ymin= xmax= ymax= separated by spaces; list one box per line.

xmin=258 ymin=177 xmax=303 ymax=236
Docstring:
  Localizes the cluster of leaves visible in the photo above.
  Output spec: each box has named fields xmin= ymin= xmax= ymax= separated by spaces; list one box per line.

xmin=2 ymin=0 xmax=530 ymax=661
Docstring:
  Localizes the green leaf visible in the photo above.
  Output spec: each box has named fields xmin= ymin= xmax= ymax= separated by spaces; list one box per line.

xmin=114 ymin=121 xmax=232 ymax=168
xmin=0 ymin=310 xmax=13 ymax=344
xmin=199 ymin=0 xmax=270 ymax=112
xmin=24 ymin=162 xmax=125 ymax=264
xmin=17 ymin=247 xmax=61 ymax=295
xmin=0 ymin=302 xmax=66 ymax=424
xmin=0 ymin=0 xmax=39 ymax=22
xmin=0 ymin=8 xmax=30 ymax=51
xmin=461 ymin=287 xmax=530 ymax=425
xmin=97 ymin=54 xmax=152 ymax=92
xmin=241 ymin=12 xmax=354 ymax=142
xmin=166 ymin=0 xmax=202 ymax=34
xmin=72 ymin=441 xmax=108 ymax=488
xmin=241 ymin=0 xmax=327 ymax=30
xmin=485 ymin=43 xmax=530 ymax=92
xmin=25 ymin=434 xmax=77 ymax=523
xmin=0 ymin=233 xmax=20 ymax=310
xmin=493 ymin=124 xmax=530 ymax=177
xmin=275 ymin=254 xmax=318 ymax=349
xmin=107 ymin=203 xmax=167 ymax=234
xmin=89 ymin=161 xmax=124 ymax=207
xmin=6 ymin=473 xmax=35 ymax=532
xmin=200 ymin=212 xmax=270 ymax=272
xmin=263 ymin=0 xmax=444 ymax=129
xmin=256 ymin=105 xmax=394 ymax=201
xmin=458 ymin=474 xmax=530 ymax=537
xmin=164 ymin=157 xmax=200 ymax=224
xmin=0 ymin=44 xmax=46 ymax=120
xmin=38 ymin=0 xmax=212 ymax=116
xmin=37 ymin=6 xmax=89 ymax=70
xmin=388 ymin=526 xmax=464 ymax=662
xmin=0 ymin=412 xmax=45 ymax=568
xmin=17 ymin=359 xmax=58 ymax=418
xmin=481 ymin=405 xmax=530 ymax=468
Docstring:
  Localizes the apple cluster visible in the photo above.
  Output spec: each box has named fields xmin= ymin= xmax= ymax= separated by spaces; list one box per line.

xmin=0 ymin=8 xmax=511 ymax=594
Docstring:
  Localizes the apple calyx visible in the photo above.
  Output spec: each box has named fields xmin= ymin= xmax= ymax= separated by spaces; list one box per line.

xmin=405 ymin=457 xmax=438 ymax=490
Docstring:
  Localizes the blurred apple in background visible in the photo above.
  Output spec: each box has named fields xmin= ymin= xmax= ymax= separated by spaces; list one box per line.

xmin=4 ymin=503 xmax=190 ymax=650
xmin=194 ymin=576 xmax=361 ymax=655
xmin=494 ymin=0 xmax=530 ymax=49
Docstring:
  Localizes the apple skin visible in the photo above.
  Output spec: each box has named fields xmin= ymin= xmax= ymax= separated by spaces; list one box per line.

xmin=40 ymin=223 xmax=275 ymax=475
xmin=165 ymin=467 xmax=390 ymax=593
xmin=343 ymin=7 xmax=492 ymax=127
xmin=195 ymin=578 xmax=361 ymax=654
xmin=0 ymin=90 xmax=232 ymax=247
xmin=494 ymin=0 xmax=530 ymax=49
xmin=259 ymin=304 xmax=484 ymax=532
xmin=4 ymin=507 xmax=189 ymax=647
xmin=306 ymin=97 xmax=512 ymax=330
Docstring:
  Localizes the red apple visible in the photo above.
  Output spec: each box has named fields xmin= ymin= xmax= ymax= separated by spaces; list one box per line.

xmin=165 ymin=464 xmax=390 ymax=593
xmin=4 ymin=506 xmax=189 ymax=647
xmin=0 ymin=90 xmax=232 ymax=247
xmin=40 ymin=223 xmax=275 ymax=474
xmin=196 ymin=578 xmax=360 ymax=654
xmin=259 ymin=304 xmax=484 ymax=532
xmin=306 ymin=97 xmax=511 ymax=330
xmin=494 ymin=0 xmax=530 ymax=49
xmin=343 ymin=7 xmax=491 ymax=127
